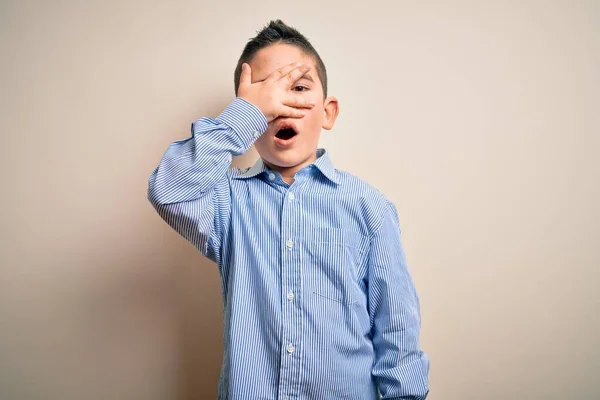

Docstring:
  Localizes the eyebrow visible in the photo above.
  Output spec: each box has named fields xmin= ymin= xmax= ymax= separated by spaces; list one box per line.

xmin=301 ymin=73 xmax=314 ymax=82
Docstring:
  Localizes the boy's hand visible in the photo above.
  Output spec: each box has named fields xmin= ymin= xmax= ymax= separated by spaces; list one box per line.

xmin=238 ymin=62 xmax=315 ymax=123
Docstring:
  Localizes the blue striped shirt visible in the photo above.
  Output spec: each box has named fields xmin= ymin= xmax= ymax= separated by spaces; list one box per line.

xmin=148 ymin=98 xmax=429 ymax=399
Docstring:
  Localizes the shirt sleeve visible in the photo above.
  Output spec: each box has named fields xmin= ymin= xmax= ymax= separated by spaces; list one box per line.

xmin=147 ymin=97 xmax=267 ymax=265
xmin=368 ymin=201 xmax=430 ymax=399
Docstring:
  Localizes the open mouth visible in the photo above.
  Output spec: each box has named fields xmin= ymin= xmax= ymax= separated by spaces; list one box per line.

xmin=275 ymin=127 xmax=298 ymax=140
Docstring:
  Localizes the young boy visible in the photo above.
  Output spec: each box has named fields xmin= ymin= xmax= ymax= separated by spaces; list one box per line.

xmin=148 ymin=20 xmax=429 ymax=400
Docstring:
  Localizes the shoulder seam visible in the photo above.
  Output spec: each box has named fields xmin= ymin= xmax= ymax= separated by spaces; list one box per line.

xmin=368 ymin=199 xmax=396 ymax=241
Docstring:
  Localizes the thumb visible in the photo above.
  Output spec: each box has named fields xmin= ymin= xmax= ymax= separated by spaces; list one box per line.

xmin=240 ymin=63 xmax=252 ymax=87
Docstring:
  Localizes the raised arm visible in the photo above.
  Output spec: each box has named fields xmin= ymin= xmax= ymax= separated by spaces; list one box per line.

xmin=147 ymin=62 xmax=315 ymax=264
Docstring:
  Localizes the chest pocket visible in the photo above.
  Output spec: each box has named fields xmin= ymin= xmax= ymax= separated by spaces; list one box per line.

xmin=303 ymin=228 xmax=367 ymax=306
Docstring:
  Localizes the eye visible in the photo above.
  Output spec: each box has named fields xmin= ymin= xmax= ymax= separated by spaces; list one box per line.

xmin=293 ymin=85 xmax=308 ymax=92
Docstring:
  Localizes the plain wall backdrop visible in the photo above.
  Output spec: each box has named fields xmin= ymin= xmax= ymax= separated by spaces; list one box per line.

xmin=1 ymin=0 xmax=598 ymax=399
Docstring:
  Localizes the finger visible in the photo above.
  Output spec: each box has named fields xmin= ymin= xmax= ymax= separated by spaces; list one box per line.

xmin=283 ymin=95 xmax=315 ymax=109
xmin=239 ymin=63 xmax=252 ymax=87
xmin=266 ymin=62 xmax=301 ymax=82
xmin=278 ymin=106 xmax=306 ymax=119
xmin=281 ymin=64 xmax=311 ymax=88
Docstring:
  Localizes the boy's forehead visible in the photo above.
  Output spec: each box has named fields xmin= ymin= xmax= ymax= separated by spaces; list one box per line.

xmin=251 ymin=43 xmax=317 ymax=78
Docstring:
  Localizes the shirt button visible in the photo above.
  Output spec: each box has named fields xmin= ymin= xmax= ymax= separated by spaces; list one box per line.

xmin=288 ymin=192 xmax=295 ymax=201
xmin=286 ymin=239 xmax=294 ymax=249
xmin=287 ymin=291 xmax=294 ymax=301
xmin=268 ymin=173 xmax=276 ymax=181
xmin=286 ymin=343 xmax=295 ymax=354
xmin=253 ymin=130 xmax=261 ymax=139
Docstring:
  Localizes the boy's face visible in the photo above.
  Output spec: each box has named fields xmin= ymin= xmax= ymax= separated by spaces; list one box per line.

xmin=248 ymin=43 xmax=339 ymax=176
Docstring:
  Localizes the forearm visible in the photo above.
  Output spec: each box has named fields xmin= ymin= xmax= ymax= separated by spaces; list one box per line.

xmin=372 ymin=303 xmax=429 ymax=399
xmin=148 ymin=97 xmax=267 ymax=205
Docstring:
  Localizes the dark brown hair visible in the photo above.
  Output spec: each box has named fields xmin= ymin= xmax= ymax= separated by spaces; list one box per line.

xmin=234 ymin=20 xmax=328 ymax=97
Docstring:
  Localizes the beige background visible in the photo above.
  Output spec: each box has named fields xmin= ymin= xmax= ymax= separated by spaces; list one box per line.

xmin=1 ymin=0 xmax=599 ymax=399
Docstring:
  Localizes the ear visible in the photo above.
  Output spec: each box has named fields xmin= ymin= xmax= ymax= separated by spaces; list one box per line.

xmin=321 ymin=96 xmax=339 ymax=130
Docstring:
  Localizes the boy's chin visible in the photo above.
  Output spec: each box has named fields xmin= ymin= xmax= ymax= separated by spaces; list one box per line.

xmin=264 ymin=156 xmax=300 ymax=169
xmin=262 ymin=150 xmax=313 ymax=169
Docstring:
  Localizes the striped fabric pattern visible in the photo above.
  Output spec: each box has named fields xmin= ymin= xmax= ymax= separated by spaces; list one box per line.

xmin=148 ymin=98 xmax=429 ymax=399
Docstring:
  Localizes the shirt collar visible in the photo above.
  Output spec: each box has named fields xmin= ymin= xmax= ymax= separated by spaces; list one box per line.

xmin=235 ymin=148 xmax=340 ymax=185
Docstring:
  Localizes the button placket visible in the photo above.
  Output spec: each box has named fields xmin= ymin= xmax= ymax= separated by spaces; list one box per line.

xmin=277 ymin=184 xmax=302 ymax=399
